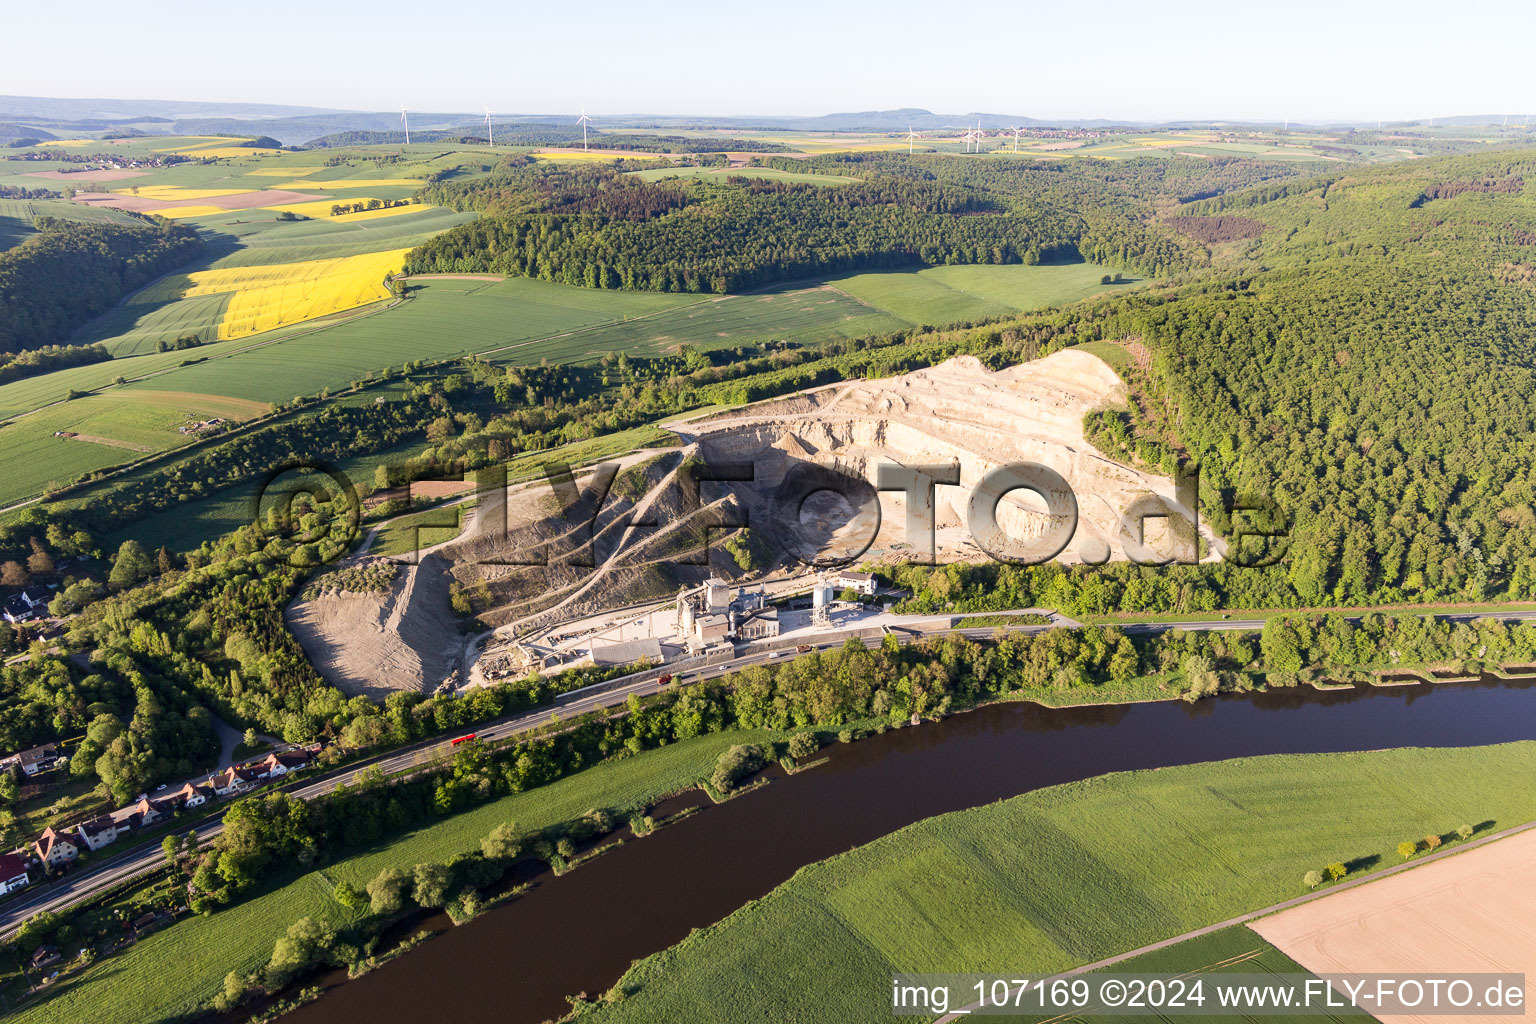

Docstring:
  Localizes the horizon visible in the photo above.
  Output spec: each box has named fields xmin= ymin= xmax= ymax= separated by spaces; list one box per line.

xmin=5 ymin=0 xmax=1534 ymax=123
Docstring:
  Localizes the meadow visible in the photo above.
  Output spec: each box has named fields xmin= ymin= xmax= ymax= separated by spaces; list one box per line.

xmin=577 ymin=742 xmax=1536 ymax=1022
xmin=827 ymin=261 xmax=1137 ymax=325
xmin=6 ymin=729 xmax=782 ymax=1024
xmin=0 ymin=260 xmax=1129 ymax=509
xmin=1051 ymin=925 xmax=1374 ymax=1024
xmin=0 ymin=390 xmax=267 ymax=506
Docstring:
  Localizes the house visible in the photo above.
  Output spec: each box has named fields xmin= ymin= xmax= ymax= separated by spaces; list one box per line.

xmin=1 ymin=742 xmax=60 ymax=776
xmin=0 ymin=852 xmax=30 ymax=894
xmin=75 ymin=814 xmax=128 ymax=852
xmin=33 ymin=826 xmax=81 ymax=867
xmin=29 ymin=945 xmax=60 ymax=970
xmin=161 ymin=781 xmax=213 ymax=810
xmin=254 ymin=749 xmax=313 ymax=778
xmin=213 ymin=765 xmax=261 ymax=797
xmin=111 ymin=797 xmax=162 ymax=831
xmin=2 ymin=586 xmax=52 ymax=624
xmin=831 ymin=570 xmax=878 ymax=597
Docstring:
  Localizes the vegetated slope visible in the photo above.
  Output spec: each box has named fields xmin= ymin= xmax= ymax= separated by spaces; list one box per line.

xmin=406 ymin=157 xmax=1090 ymax=292
xmin=0 ymin=215 xmax=201 ymax=355
xmin=405 ymin=152 xmax=1329 ymax=295
xmin=1137 ymin=150 xmax=1536 ymax=606
xmin=576 ymin=743 xmax=1536 ymax=1022
xmin=876 ymin=150 xmax=1536 ymax=615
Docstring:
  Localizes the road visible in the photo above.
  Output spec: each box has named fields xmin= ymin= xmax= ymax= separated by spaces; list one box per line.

xmin=5 ymin=605 xmax=1535 ymax=938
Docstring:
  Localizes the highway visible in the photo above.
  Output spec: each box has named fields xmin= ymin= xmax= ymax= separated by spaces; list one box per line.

xmin=5 ymin=605 xmax=1534 ymax=937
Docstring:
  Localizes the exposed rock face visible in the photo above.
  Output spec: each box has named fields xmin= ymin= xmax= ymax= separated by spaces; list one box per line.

xmin=680 ymin=351 xmax=1214 ymax=565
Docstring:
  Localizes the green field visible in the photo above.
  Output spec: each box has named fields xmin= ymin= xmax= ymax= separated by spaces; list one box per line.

xmin=1051 ymin=925 xmax=1373 ymax=1024
xmin=1 ymin=251 xmax=1132 ymax=511
xmin=576 ymin=742 xmax=1536 ymax=1022
xmin=0 ymin=197 xmax=141 ymax=249
xmin=827 ymin=261 xmax=1138 ymax=325
xmin=8 ymin=729 xmax=781 ymax=1024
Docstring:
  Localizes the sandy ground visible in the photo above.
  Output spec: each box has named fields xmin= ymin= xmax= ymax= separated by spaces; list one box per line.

xmin=25 ymin=168 xmax=148 ymax=181
xmin=1252 ymin=829 xmax=1536 ymax=1024
xmin=285 ymin=556 xmax=462 ymax=697
xmin=71 ymin=189 xmax=324 ymax=213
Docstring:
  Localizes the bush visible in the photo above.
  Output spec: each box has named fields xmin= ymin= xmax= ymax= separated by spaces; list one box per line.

xmin=366 ymin=867 xmax=409 ymax=915
xmin=787 ymin=732 xmax=819 ymax=759
xmin=481 ymin=821 xmax=521 ymax=861
xmin=710 ymin=743 xmax=766 ymax=793
xmin=412 ymin=862 xmax=453 ymax=907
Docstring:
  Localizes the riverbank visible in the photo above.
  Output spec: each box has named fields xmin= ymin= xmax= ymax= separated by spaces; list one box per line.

xmin=570 ymin=742 xmax=1536 ymax=1022
xmin=13 ymin=656 xmax=1534 ymax=1022
xmin=3 ymin=729 xmax=785 ymax=1024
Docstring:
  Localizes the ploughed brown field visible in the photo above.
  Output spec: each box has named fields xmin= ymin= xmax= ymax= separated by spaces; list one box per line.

xmin=70 ymin=188 xmax=324 ymax=212
xmin=1252 ymin=828 xmax=1536 ymax=1024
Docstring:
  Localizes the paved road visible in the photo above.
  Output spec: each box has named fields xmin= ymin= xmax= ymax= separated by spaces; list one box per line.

xmin=5 ymin=605 xmax=1534 ymax=937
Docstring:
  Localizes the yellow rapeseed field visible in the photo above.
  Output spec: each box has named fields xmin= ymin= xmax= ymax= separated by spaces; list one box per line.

xmin=261 ymin=197 xmax=386 ymax=219
xmin=329 ymin=202 xmax=431 ymax=223
xmin=151 ymin=137 xmax=236 ymax=153
xmin=177 ymin=147 xmax=283 ymax=158
xmin=142 ymin=249 xmax=411 ymax=339
xmin=113 ymin=186 xmax=253 ymax=201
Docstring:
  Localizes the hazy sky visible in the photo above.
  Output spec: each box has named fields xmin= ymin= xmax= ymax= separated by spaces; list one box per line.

xmin=7 ymin=0 xmax=1533 ymax=122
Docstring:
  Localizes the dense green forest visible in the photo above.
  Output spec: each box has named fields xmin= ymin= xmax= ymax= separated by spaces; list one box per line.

xmin=0 ymin=215 xmax=202 ymax=354
xmin=406 ymin=159 xmax=1083 ymax=291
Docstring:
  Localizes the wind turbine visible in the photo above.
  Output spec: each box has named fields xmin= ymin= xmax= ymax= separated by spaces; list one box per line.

xmin=484 ymin=104 xmax=495 ymax=147
xmin=400 ymin=106 xmax=411 ymax=146
xmin=577 ymin=104 xmax=593 ymax=151
xmin=961 ymin=126 xmax=975 ymax=152
xmin=1010 ymin=125 xmax=1024 ymax=152
xmin=973 ymin=121 xmax=987 ymax=152
xmin=906 ymin=125 xmax=918 ymax=155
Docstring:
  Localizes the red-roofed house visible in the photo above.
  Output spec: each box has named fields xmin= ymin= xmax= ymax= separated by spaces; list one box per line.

xmin=213 ymin=765 xmax=261 ymax=797
xmin=255 ymin=750 xmax=313 ymax=778
xmin=0 ymin=853 xmax=30 ymax=894
xmin=33 ymin=826 xmax=81 ymax=868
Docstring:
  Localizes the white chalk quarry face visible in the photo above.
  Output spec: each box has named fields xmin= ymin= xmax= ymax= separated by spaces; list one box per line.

xmin=684 ymin=350 xmax=1221 ymax=566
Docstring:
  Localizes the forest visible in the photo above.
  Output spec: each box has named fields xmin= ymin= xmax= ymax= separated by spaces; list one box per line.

xmin=406 ymin=160 xmax=1083 ymax=292
xmin=0 ymin=215 xmax=202 ymax=355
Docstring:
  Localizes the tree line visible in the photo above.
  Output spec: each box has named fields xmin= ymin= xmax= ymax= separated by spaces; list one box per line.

xmin=0 ymin=216 xmax=202 ymax=355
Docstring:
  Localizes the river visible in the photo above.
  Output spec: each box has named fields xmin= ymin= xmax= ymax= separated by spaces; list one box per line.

xmin=283 ymin=674 xmax=1536 ymax=1024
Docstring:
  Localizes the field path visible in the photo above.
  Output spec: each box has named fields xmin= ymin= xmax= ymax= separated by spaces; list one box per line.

xmin=935 ymin=818 xmax=1536 ymax=1022
xmin=60 ymin=432 xmax=153 ymax=452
